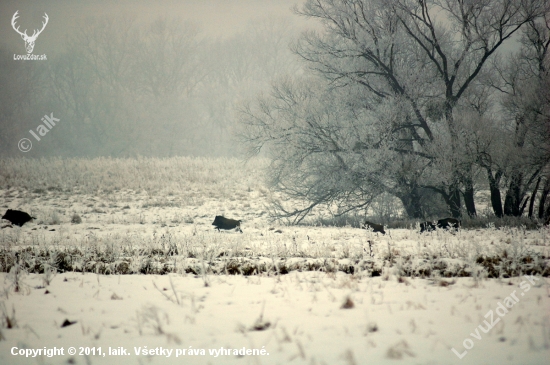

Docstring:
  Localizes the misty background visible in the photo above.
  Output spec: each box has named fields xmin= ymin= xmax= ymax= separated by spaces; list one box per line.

xmin=1 ymin=0 xmax=548 ymax=222
xmin=0 ymin=0 xmax=309 ymax=157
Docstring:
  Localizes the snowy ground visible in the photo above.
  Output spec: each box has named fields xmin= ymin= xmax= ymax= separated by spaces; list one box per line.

xmin=0 ymin=157 xmax=549 ymax=364
xmin=0 ymin=272 xmax=548 ymax=365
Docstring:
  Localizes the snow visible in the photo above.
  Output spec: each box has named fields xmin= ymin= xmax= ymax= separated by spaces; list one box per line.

xmin=0 ymin=271 xmax=548 ymax=365
xmin=0 ymin=159 xmax=549 ymax=365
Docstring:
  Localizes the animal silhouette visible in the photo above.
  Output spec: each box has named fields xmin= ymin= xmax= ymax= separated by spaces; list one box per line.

xmin=2 ymin=209 xmax=36 ymax=227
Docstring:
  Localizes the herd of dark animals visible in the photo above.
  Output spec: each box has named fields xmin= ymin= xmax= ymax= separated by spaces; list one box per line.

xmin=2 ymin=210 xmax=548 ymax=233
xmin=212 ymin=216 xmax=461 ymax=234
xmin=364 ymin=217 xmax=461 ymax=235
xmin=419 ymin=217 xmax=461 ymax=233
xmin=0 ymin=210 xmax=244 ymax=231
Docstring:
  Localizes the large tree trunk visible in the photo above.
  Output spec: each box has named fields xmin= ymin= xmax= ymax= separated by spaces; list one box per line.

xmin=504 ymin=172 xmax=523 ymax=216
xmin=539 ymin=178 xmax=550 ymax=219
xmin=448 ymin=183 xmax=462 ymax=218
xmin=463 ymin=178 xmax=477 ymax=217
xmin=444 ymin=100 xmax=462 ymax=219
xmin=486 ymin=167 xmax=503 ymax=218
xmin=528 ymin=177 xmax=541 ymax=218
xmin=519 ymin=196 xmax=529 ymax=216
xmin=398 ymin=188 xmax=423 ymax=219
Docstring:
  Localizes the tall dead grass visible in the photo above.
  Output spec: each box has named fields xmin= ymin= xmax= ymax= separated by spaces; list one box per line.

xmin=0 ymin=157 xmax=269 ymax=195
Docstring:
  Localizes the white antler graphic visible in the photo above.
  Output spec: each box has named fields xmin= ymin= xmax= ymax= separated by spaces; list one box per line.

xmin=11 ymin=11 xmax=49 ymax=54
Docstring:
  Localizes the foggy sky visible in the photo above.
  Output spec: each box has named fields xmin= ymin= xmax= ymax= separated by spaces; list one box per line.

xmin=1 ymin=0 xmax=313 ymax=158
xmin=1 ymin=0 xmax=309 ymax=54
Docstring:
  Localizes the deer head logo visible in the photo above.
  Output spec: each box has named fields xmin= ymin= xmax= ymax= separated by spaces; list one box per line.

xmin=11 ymin=11 xmax=49 ymax=54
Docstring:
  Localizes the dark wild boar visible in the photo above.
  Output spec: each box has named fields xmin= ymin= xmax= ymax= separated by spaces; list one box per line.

xmin=2 ymin=209 xmax=35 ymax=227
xmin=212 ymin=216 xmax=242 ymax=232
xmin=363 ymin=220 xmax=385 ymax=235
xmin=437 ymin=217 xmax=461 ymax=230
xmin=419 ymin=221 xmax=437 ymax=233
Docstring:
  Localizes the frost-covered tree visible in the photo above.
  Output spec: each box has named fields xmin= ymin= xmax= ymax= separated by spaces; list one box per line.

xmin=240 ymin=76 xmax=416 ymax=222
xmin=240 ymin=0 xmax=546 ymax=220
xmin=483 ymin=11 xmax=550 ymax=217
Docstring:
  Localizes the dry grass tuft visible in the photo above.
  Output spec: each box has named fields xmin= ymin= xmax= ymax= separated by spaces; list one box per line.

xmin=341 ymin=296 xmax=355 ymax=309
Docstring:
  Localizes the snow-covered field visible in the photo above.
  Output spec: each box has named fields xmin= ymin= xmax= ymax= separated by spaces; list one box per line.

xmin=0 ymin=157 xmax=549 ymax=364
xmin=1 ymin=271 xmax=549 ymax=365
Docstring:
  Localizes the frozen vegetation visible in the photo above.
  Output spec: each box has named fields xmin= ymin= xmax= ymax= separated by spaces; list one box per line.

xmin=0 ymin=157 xmax=548 ymax=364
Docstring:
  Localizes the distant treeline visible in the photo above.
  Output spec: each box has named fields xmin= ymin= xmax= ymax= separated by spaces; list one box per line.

xmin=0 ymin=15 xmax=300 ymax=158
